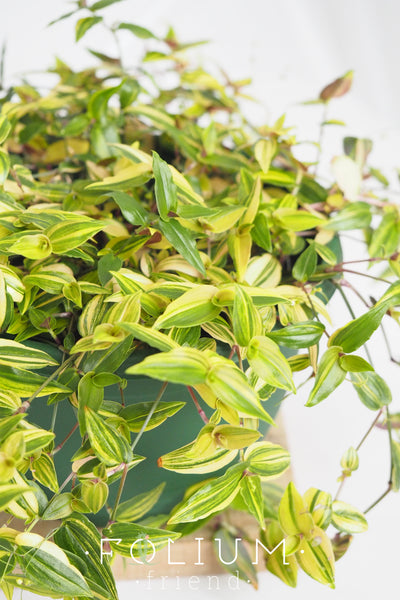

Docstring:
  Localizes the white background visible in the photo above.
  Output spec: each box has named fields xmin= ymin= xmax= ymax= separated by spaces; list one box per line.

xmin=2 ymin=1 xmax=400 ymax=598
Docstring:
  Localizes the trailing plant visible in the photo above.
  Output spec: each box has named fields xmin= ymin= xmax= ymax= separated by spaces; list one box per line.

xmin=0 ymin=1 xmax=399 ymax=595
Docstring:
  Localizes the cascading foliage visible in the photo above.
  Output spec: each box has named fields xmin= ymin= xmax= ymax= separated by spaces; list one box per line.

xmin=0 ymin=0 xmax=399 ymax=595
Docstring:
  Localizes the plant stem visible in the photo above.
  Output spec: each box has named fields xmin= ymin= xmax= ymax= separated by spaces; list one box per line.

xmin=15 ymin=355 xmax=76 ymax=414
xmin=335 ymin=267 xmax=390 ymax=284
xmin=187 ymin=387 xmax=209 ymax=424
xmin=355 ymin=410 xmax=383 ymax=452
xmin=110 ymin=462 xmax=128 ymax=521
xmin=364 ymin=484 xmax=392 ymax=515
xmin=131 ymin=381 xmax=168 ymax=452
xmin=52 ymin=422 xmax=79 ymax=455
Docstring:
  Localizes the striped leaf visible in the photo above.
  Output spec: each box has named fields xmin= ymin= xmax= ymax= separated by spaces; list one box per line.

xmin=245 ymin=442 xmax=291 ymax=478
xmin=105 ymin=292 xmax=141 ymax=325
xmin=103 ymin=522 xmax=181 ymax=558
xmin=0 ymin=366 xmax=71 ymax=398
xmin=0 ymin=415 xmax=25 ymax=445
xmin=206 ymin=357 xmax=275 ymax=423
xmin=0 ymin=484 xmax=31 ymax=511
xmin=232 ymin=285 xmax=262 ymax=346
xmin=120 ymin=401 xmax=185 ymax=432
xmin=168 ymin=464 xmax=244 ymax=524
xmin=295 ymin=526 xmax=335 ymax=587
xmin=303 ymin=488 xmax=332 ymax=530
xmin=212 ymin=424 xmax=261 ymax=450
xmin=115 ymin=482 xmax=165 ymax=522
xmin=239 ymin=475 xmax=265 ymax=529
xmin=0 ymin=340 xmax=58 ymax=369
xmin=20 ymin=427 xmax=55 ymax=454
xmin=31 ymin=454 xmax=58 ymax=492
xmin=153 ymin=151 xmax=177 ymax=219
xmin=46 ymin=219 xmax=105 ymax=254
xmin=262 ymin=522 xmax=298 ymax=587
xmin=119 ymin=322 xmax=177 ymax=351
xmin=154 ymin=285 xmax=219 ymax=330
xmin=278 ymin=482 xmax=314 ymax=536
xmin=331 ymin=501 xmax=368 ymax=534
xmin=306 ymin=346 xmax=347 ymax=407
xmin=85 ymin=407 xmax=133 ymax=466
xmin=126 ymin=347 xmax=210 ymax=385
xmin=350 ymin=371 xmax=392 ymax=410
xmin=213 ymin=526 xmax=259 ymax=589
xmin=158 ymin=441 xmax=237 ymax=474
xmin=247 ymin=336 xmax=295 ymax=393
xmin=54 ymin=513 xmax=118 ymax=600
xmin=15 ymin=532 xmax=90 ymax=597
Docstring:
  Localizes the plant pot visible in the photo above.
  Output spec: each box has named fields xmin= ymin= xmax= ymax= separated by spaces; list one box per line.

xmin=27 ymin=342 xmax=293 ymax=526
xmin=25 ymin=236 xmax=342 ymax=526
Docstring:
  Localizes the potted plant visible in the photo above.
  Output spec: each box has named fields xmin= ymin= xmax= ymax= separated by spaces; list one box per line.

xmin=0 ymin=2 xmax=399 ymax=596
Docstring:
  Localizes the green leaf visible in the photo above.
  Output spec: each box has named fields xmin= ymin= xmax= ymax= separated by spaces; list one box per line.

xmin=31 ymin=454 xmax=58 ymax=492
xmin=126 ymin=347 xmax=210 ymax=385
xmin=0 ymin=484 xmax=31 ymax=511
xmin=239 ymin=475 xmax=265 ymax=529
xmin=21 ymin=427 xmax=55 ymax=454
xmin=331 ymin=500 xmax=368 ymax=533
xmin=154 ymin=285 xmax=218 ymax=329
xmin=15 ymin=533 xmax=90 ymax=597
xmin=152 ymin=151 xmax=178 ymax=219
xmin=339 ymin=354 xmax=373 ymax=372
xmin=85 ymin=407 xmax=133 ymax=466
xmin=46 ymin=219 xmax=105 ymax=254
xmin=120 ymin=401 xmax=185 ymax=432
xmin=158 ymin=218 xmax=206 ymax=275
xmin=303 ymin=487 xmax=332 ymax=530
xmin=262 ymin=522 xmax=298 ymax=587
xmin=117 ymin=22 xmax=157 ymax=39
xmin=168 ymin=465 xmax=244 ymax=524
xmin=41 ymin=493 xmax=73 ymax=520
xmin=158 ymin=441 xmax=237 ymax=474
xmin=103 ymin=522 xmax=180 ymax=557
xmin=324 ymin=201 xmax=371 ymax=231
xmin=0 ymin=150 xmax=10 ymax=186
xmin=254 ymin=138 xmax=276 ymax=173
xmin=75 ymin=16 xmax=102 ymax=42
xmin=213 ymin=526 xmax=259 ymax=588
xmin=278 ymin=482 xmax=314 ymax=536
xmin=0 ymin=340 xmax=58 ymax=369
xmin=0 ymin=115 xmax=11 ymax=144
xmin=119 ymin=322 xmax=177 ymax=351
xmin=115 ymin=482 xmax=165 ymax=522
xmin=247 ymin=336 xmax=295 ymax=392
xmin=274 ymin=208 xmax=326 ymax=231
xmin=245 ymin=441 xmax=291 ymax=478
xmin=350 ymin=371 xmax=392 ymax=410
xmin=109 ymin=191 xmax=149 ymax=226
xmin=0 ymin=366 xmax=71 ymax=398
xmin=295 ymin=526 xmax=335 ymax=587
xmin=54 ymin=513 xmax=118 ymax=600
xmin=266 ymin=320 xmax=325 ymax=349
xmin=91 ymin=0 xmax=124 ymax=10
xmin=391 ymin=441 xmax=400 ymax=492
xmin=306 ymin=346 xmax=347 ymax=407
xmin=232 ymin=285 xmax=262 ymax=346
xmin=292 ymin=244 xmax=317 ymax=282
xmin=206 ymin=357 xmax=275 ymax=423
